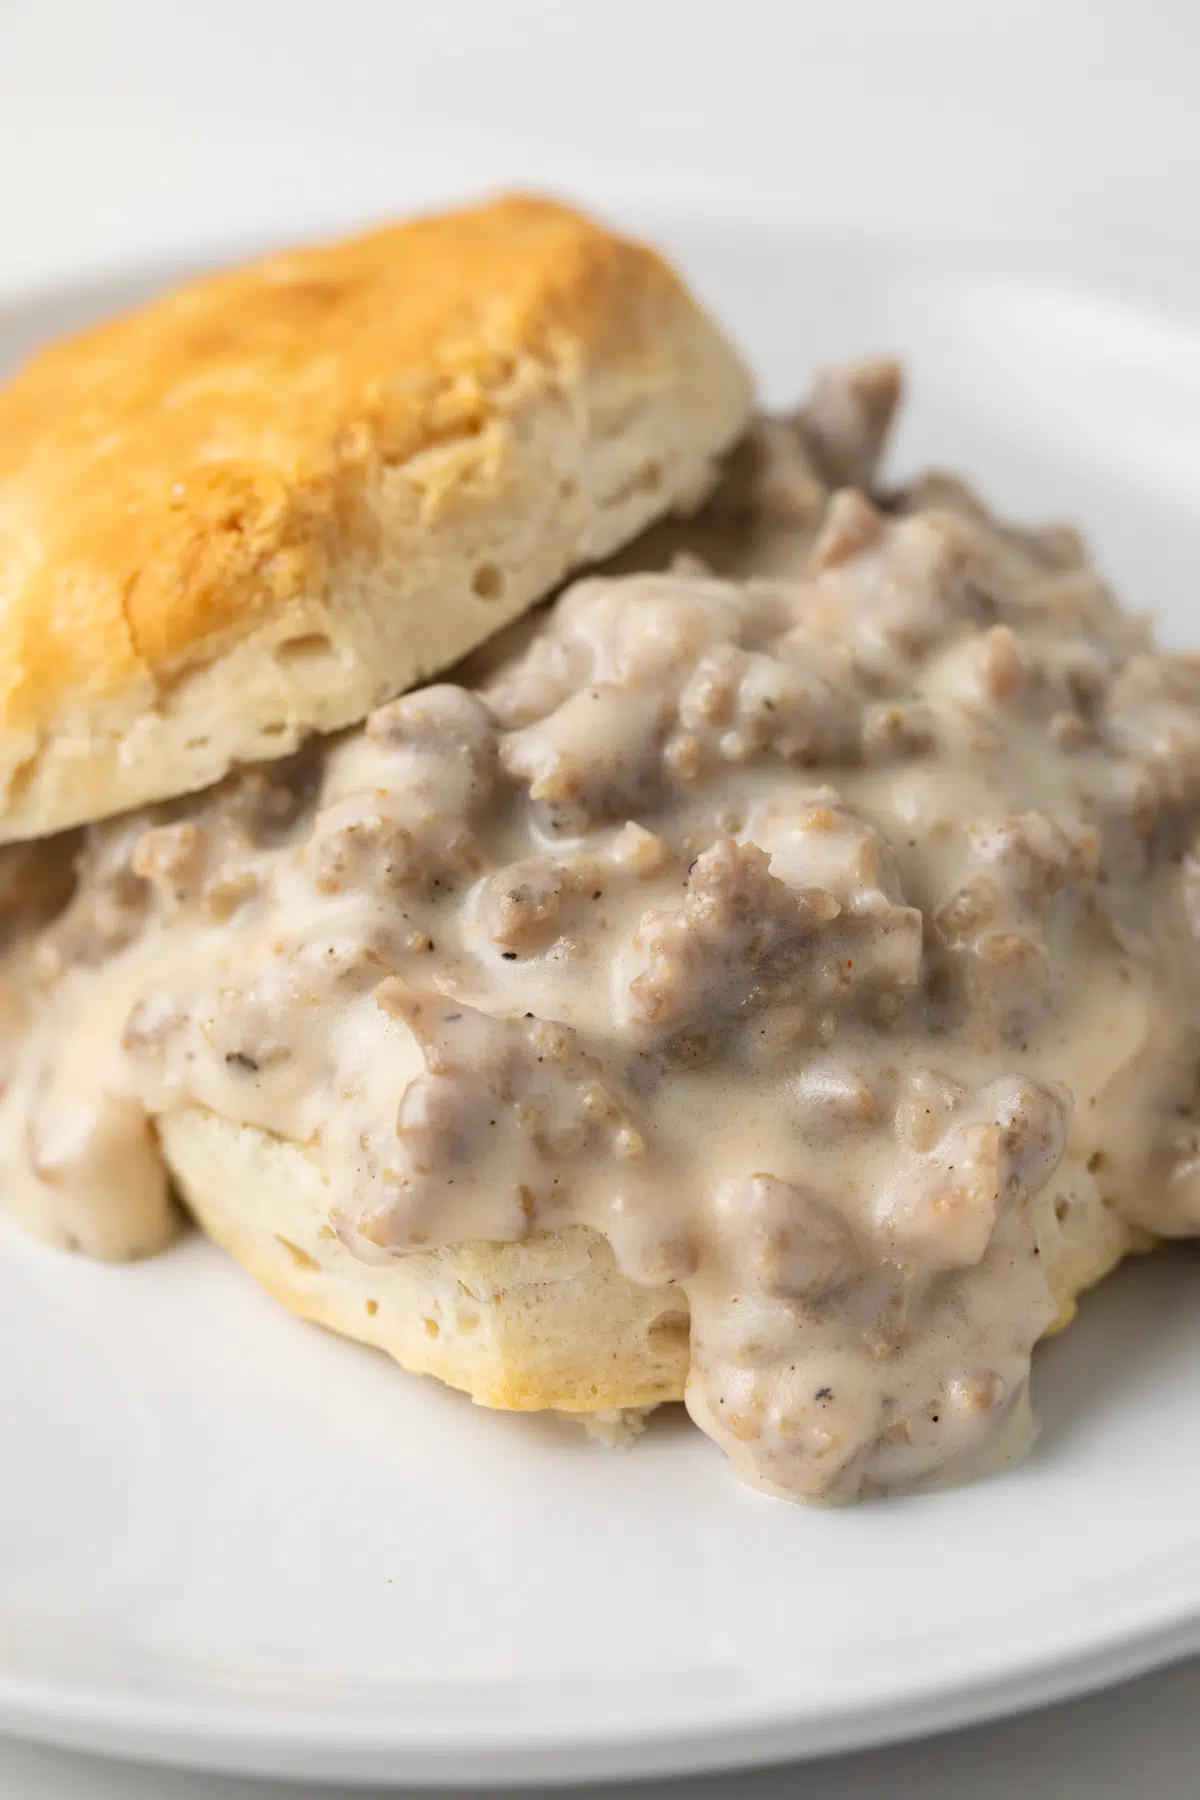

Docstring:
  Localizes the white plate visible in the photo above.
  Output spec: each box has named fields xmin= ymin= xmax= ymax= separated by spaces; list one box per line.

xmin=3 ymin=222 xmax=1200 ymax=1787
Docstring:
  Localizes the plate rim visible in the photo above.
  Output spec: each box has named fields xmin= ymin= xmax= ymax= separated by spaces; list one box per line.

xmin=1 ymin=1602 xmax=1198 ymax=1783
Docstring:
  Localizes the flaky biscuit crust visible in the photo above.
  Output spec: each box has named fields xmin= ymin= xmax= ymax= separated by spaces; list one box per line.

xmin=0 ymin=195 xmax=751 ymax=840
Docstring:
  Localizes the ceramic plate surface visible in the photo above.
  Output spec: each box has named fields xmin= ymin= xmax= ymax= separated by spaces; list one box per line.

xmin=2 ymin=219 xmax=1200 ymax=1785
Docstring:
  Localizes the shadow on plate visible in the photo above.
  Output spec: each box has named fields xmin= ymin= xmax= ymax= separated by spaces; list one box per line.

xmin=1030 ymin=1241 xmax=1200 ymax=1461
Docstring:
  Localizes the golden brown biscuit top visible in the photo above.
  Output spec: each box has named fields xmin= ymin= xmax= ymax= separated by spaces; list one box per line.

xmin=0 ymin=195 xmax=704 ymax=733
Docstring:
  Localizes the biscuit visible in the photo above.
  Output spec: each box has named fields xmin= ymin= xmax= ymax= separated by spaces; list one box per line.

xmin=161 ymin=1106 xmax=1141 ymax=1415
xmin=0 ymin=196 xmax=751 ymax=841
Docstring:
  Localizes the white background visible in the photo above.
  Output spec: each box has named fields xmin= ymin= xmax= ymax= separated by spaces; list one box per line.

xmin=1 ymin=3 xmax=1199 ymax=1795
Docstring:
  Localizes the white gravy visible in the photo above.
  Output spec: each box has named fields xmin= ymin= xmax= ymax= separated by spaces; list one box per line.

xmin=3 ymin=363 xmax=1198 ymax=1503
